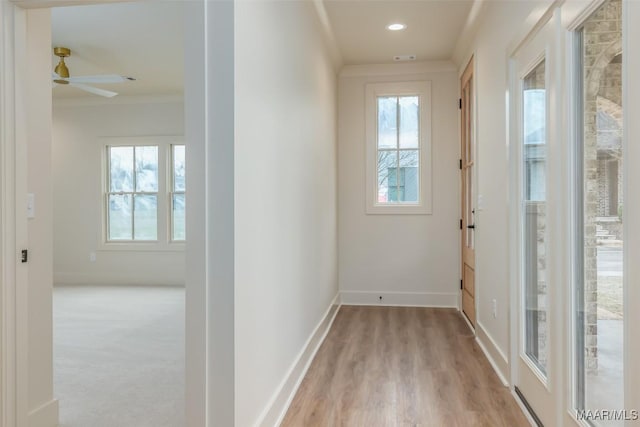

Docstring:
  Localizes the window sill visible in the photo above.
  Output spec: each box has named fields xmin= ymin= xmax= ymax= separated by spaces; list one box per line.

xmin=98 ymin=242 xmax=185 ymax=252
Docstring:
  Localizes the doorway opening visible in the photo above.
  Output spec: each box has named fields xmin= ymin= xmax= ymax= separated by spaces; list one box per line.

xmin=50 ymin=3 xmax=186 ymax=426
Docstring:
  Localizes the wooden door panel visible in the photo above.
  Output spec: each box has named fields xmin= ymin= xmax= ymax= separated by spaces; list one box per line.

xmin=462 ymin=289 xmax=475 ymax=327
xmin=464 ymin=264 xmax=475 ymax=297
xmin=460 ymin=57 xmax=475 ymax=328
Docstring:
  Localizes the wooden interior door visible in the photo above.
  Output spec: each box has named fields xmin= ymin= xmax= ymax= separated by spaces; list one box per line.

xmin=460 ymin=57 xmax=475 ymax=327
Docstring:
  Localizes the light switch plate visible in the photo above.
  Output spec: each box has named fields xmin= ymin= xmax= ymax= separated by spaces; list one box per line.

xmin=27 ymin=193 xmax=35 ymax=218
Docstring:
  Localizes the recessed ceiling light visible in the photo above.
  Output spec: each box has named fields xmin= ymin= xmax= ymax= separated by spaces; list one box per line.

xmin=387 ymin=23 xmax=406 ymax=31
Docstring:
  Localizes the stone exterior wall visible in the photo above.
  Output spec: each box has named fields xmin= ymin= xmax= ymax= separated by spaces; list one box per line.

xmin=583 ymin=0 xmax=622 ymax=374
xmin=535 ymin=203 xmax=547 ymax=369
xmin=524 ymin=202 xmax=548 ymax=369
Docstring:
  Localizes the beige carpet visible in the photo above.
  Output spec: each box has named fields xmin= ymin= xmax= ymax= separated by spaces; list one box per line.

xmin=54 ymin=285 xmax=184 ymax=427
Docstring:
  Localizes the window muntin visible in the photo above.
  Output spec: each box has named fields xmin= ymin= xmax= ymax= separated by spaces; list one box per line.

xmin=107 ymin=146 xmax=159 ymax=241
xmin=365 ymin=81 xmax=431 ymax=215
xmin=376 ymin=95 xmax=421 ymax=205
xmin=171 ymin=144 xmax=186 ymax=241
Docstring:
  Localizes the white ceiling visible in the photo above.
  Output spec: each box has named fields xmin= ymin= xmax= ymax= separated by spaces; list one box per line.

xmin=323 ymin=0 xmax=474 ymax=65
xmin=51 ymin=1 xmax=184 ymax=99
xmin=51 ymin=0 xmax=471 ymax=100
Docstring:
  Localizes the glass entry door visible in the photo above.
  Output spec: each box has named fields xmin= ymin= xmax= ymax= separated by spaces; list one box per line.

xmin=573 ymin=1 xmax=625 ymax=424
xmin=511 ymin=9 xmax=559 ymax=425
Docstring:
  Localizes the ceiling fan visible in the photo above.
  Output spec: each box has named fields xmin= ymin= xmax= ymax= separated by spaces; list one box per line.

xmin=52 ymin=47 xmax=135 ymax=98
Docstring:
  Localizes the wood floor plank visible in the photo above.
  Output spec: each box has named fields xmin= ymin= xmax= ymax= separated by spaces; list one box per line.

xmin=281 ymin=306 xmax=529 ymax=427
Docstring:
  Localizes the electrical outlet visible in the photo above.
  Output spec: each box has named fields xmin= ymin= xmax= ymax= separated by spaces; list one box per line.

xmin=89 ymin=252 xmax=96 ymax=262
xmin=492 ymin=299 xmax=497 ymax=318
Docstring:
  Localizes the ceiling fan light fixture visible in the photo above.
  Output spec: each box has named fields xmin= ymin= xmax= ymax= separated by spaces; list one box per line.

xmin=54 ymin=60 xmax=70 ymax=80
xmin=53 ymin=46 xmax=71 ymax=79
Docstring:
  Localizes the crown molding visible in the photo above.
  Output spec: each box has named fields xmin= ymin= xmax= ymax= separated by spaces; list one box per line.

xmin=339 ymin=60 xmax=457 ymax=78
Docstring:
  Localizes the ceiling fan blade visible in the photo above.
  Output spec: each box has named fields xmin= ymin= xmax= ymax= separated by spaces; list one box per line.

xmin=67 ymin=74 xmax=134 ymax=84
xmin=52 ymin=72 xmax=67 ymax=81
xmin=69 ymin=83 xmax=118 ymax=98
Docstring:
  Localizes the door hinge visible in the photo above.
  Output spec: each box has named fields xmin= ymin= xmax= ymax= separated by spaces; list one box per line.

xmin=459 ymin=158 xmax=462 ymax=170
xmin=459 ymin=219 xmax=463 ymax=230
xmin=459 ymin=98 xmax=462 ymax=109
xmin=21 ymin=249 xmax=28 ymax=263
xmin=460 ymin=279 xmax=463 ymax=290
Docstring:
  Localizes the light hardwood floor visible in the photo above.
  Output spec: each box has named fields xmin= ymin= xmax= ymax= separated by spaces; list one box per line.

xmin=281 ymin=306 xmax=529 ymax=427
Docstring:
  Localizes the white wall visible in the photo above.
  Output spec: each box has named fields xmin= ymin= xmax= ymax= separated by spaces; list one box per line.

xmin=338 ymin=62 xmax=460 ymax=307
xmin=52 ymin=101 xmax=185 ymax=286
xmin=452 ymin=0 xmax=551 ymax=379
xmin=234 ymin=1 xmax=339 ymax=425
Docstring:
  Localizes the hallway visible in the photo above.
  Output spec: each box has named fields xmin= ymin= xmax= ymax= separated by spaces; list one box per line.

xmin=282 ymin=307 xmax=528 ymax=426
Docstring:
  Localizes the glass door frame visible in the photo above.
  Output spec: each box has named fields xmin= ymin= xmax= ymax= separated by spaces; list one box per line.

xmin=563 ymin=0 xmax=639 ymax=424
xmin=508 ymin=7 xmax=563 ymax=426
xmin=507 ymin=1 xmax=640 ymax=425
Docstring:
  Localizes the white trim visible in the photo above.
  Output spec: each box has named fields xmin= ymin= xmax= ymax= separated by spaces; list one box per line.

xmin=53 ymin=272 xmax=185 ymax=287
xmin=452 ymin=1 xmax=488 ymax=67
xmin=561 ymin=0 xmax=606 ymax=31
xmin=96 ymin=243 xmax=185 ymax=252
xmin=506 ymin=0 xmax=559 ymax=58
xmin=26 ymin=399 xmax=58 ymax=427
xmin=623 ymin=0 xmax=640 ymax=418
xmin=255 ymin=294 xmax=341 ymax=427
xmin=16 ymin=7 xmax=28 ymax=424
xmin=183 ymin=1 xmax=209 ymax=424
xmin=563 ymin=18 xmax=580 ymax=419
xmin=0 ymin=2 xmax=19 ymax=425
xmin=340 ymin=290 xmax=458 ymax=308
xmin=365 ymin=81 xmax=432 ymax=215
xmin=476 ymin=339 xmax=509 ymax=387
xmin=311 ymin=0 xmax=342 ymax=71
xmin=476 ymin=321 xmax=510 ymax=386
xmin=340 ymin=61 xmax=456 ymax=78
xmin=511 ymin=389 xmax=541 ymax=427
xmin=52 ymin=94 xmax=183 ymax=108
xmin=10 ymin=0 xmax=129 ymax=8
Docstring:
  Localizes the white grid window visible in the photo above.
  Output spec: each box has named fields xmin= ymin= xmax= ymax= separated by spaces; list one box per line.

xmin=171 ymin=145 xmax=186 ymax=241
xmin=107 ymin=145 xmax=159 ymax=241
xmin=103 ymin=138 xmax=185 ymax=246
xmin=366 ymin=81 xmax=432 ymax=214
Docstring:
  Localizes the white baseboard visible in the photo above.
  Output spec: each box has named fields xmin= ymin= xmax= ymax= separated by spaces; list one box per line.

xmin=256 ymin=293 xmax=341 ymax=427
xmin=28 ymin=399 xmax=58 ymax=427
xmin=512 ymin=389 xmax=540 ymax=427
xmin=476 ymin=321 xmax=510 ymax=387
xmin=54 ymin=272 xmax=184 ymax=287
xmin=340 ymin=290 xmax=458 ymax=308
